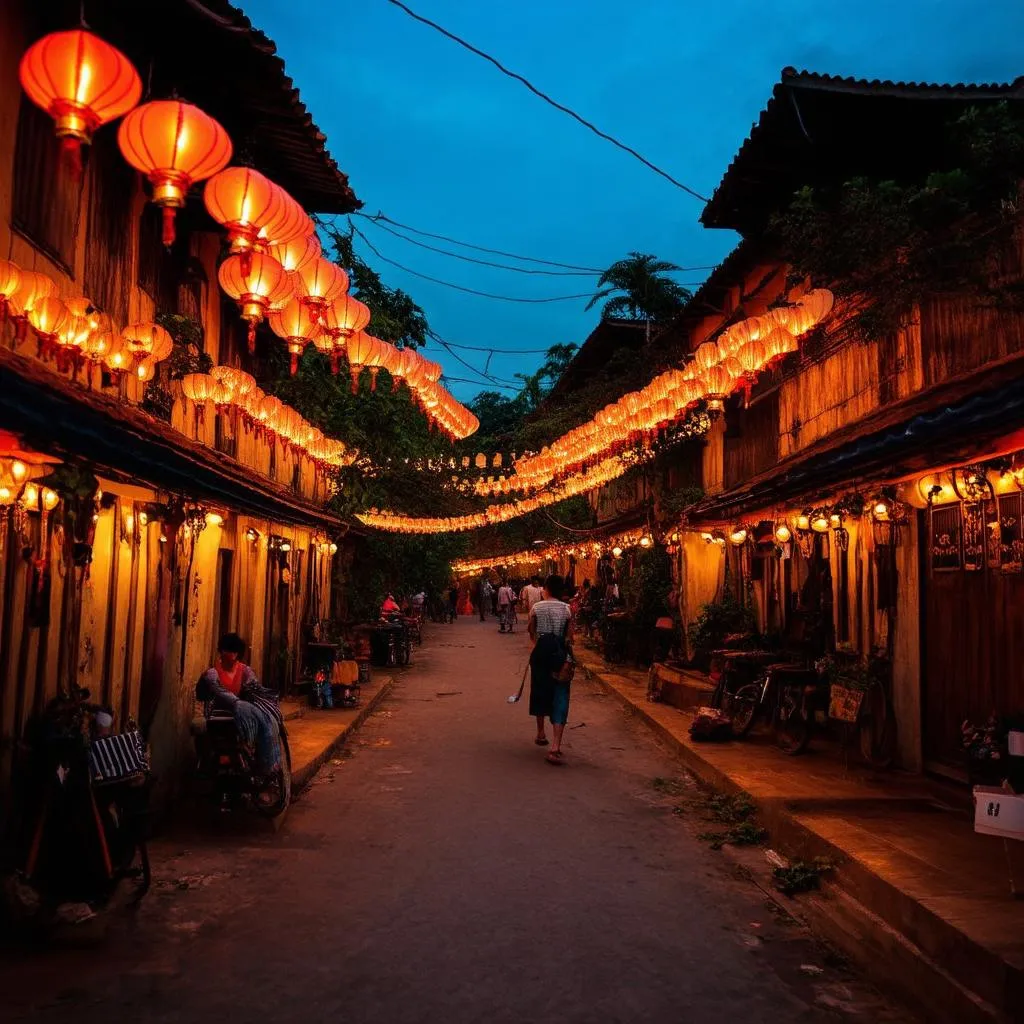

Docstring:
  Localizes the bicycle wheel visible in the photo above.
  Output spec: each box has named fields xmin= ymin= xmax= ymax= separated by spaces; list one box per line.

xmin=859 ymin=680 xmax=897 ymax=768
xmin=255 ymin=737 xmax=292 ymax=819
xmin=774 ymin=686 xmax=811 ymax=755
xmin=727 ymin=683 xmax=761 ymax=737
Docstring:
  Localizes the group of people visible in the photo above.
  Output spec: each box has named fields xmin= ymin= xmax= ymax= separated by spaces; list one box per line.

xmin=380 ymin=590 xmax=426 ymax=619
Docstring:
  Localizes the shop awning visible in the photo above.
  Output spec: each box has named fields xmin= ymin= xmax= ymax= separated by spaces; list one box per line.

xmin=0 ymin=348 xmax=344 ymax=532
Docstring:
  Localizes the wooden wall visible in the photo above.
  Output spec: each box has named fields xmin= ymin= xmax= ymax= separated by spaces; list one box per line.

xmin=723 ymin=392 xmax=779 ymax=491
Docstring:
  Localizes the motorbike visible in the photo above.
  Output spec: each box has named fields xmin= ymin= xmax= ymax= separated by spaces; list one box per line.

xmin=192 ymin=698 xmax=292 ymax=818
xmin=3 ymin=687 xmax=151 ymax=927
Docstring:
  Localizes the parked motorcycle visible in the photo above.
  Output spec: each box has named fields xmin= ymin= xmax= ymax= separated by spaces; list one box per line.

xmin=2 ymin=687 xmax=151 ymax=927
xmin=192 ymin=701 xmax=292 ymax=818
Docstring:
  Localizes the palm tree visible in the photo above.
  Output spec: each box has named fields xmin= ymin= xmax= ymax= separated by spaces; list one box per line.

xmin=586 ymin=252 xmax=692 ymax=340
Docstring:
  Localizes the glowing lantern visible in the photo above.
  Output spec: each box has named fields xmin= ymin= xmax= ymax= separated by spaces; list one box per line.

xmin=268 ymin=298 xmax=321 ymax=375
xmin=8 ymin=271 xmax=57 ymax=341
xmin=136 ymin=359 xmax=156 ymax=383
xmin=103 ymin=332 xmax=130 ymax=375
xmin=55 ymin=312 xmax=91 ymax=373
xmin=267 ymin=232 xmax=321 ymax=277
xmin=700 ymin=364 xmax=732 ymax=420
xmin=390 ymin=346 xmax=420 ymax=392
xmin=294 ymin=258 xmax=349 ymax=323
xmin=320 ymin=294 xmax=371 ymax=373
xmin=796 ymin=514 xmax=811 ymax=532
xmin=122 ymin=322 xmax=173 ymax=362
xmin=259 ymin=188 xmax=311 ymax=248
xmin=118 ymin=100 xmax=232 ymax=246
xmin=0 ymin=260 xmax=22 ymax=320
xmin=27 ymin=296 xmax=69 ymax=358
xmin=694 ymin=340 xmax=720 ymax=373
xmin=19 ymin=30 xmax=141 ymax=172
xmin=211 ymin=365 xmax=256 ymax=400
xmin=345 ymin=330 xmax=379 ymax=394
xmin=218 ymin=252 xmax=293 ymax=350
xmin=204 ymin=167 xmax=279 ymax=262
xmin=787 ymin=289 xmax=835 ymax=336
xmin=181 ymin=373 xmax=214 ymax=405
xmin=762 ymin=328 xmax=797 ymax=363
xmin=775 ymin=522 xmax=792 ymax=544
xmin=729 ymin=528 xmax=748 ymax=546
xmin=811 ymin=515 xmax=830 ymax=533
xmin=369 ymin=340 xmax=400 ymax=391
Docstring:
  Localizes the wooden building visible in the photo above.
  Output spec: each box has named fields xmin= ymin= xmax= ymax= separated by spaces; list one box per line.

xmin=0 ymin=0 xmax=359 ymax=795
xmin=656 ymin=70 xmax=1024 ymax=776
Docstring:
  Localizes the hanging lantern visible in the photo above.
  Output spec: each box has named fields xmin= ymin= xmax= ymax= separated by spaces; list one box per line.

xmin=102 ymin=331 xmax=130 ymax=375
xmin=19 ymin=29 xmax=141 ymax=174
xmin=218 ymin=252 xmax=293 ymax=351
xmin=122 ymin=321 xmax=173 ymax=362
xmin=136 ymin=359 xmax=156 ymax=383
xmin=320 ymin=294 xmax=370 ymax=373
xmin=55 ymin=312 xmax=91 ymax=373
xmin=345 ymin=330 xmax=378 ymax=394
xmin=811 ymin=514 xmax=830 ymax=533
xmin=203 ymin=167 xmax=280 ymax=264
xmin=268 ymin=298 xmax=321 ymax=375
xmin=694 ymin=340 xmax=720 ymax=373
xmin=775 ymin=522 xmax=792 ymax=544
xmin=729 ymin=527 xmax=748 ymax=546
xmin=267 ymin=232 xmax=321 ymax=277
xmin=700 ymin=364 xmax=732 ymax=420
xmin=210 ymin=365 xmax=256 ymax=400
xmin=27 ymin=296 xmax=69 ymax=359
xmin=294 ymin=258 xmax=349 ymax=323
xmin=8 ymin=271 xmax=57 ymax=341
xmin=369 ymin=340 xmax=400 ymax=391
xmin=118 ymin=100 xmax=232 ymax=246
xmin=0 ymin=260 xmax=22 ymax=321
xmin=259 ymin=188 xmax=312 ymax=249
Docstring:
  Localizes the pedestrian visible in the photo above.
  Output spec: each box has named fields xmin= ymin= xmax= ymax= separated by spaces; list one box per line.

xmin=528 ymin=574 xmax=574 ymax=765
xmin=497 ymin=579 xmax=515 ymax=633
xmin=447 ymin=583 xmax=459 ymax=623
xmin=490 ymin=579 xmax=499 ymax=617
xmin=477 ymin=574 xmax=489 ymax=621
xmin=521 ymin=574 xmax=544 ymax=615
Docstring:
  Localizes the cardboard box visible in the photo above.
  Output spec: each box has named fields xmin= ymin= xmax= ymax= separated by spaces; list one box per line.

xmin=974 ymin=786 xmax=1024 ymax=840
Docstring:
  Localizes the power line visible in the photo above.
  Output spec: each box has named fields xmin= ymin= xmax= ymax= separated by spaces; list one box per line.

xmin=356 ymin=211 xmax=721 ymax=274
xmin=382 ymin=0 xmax=710 ymax=203
xmin=349 ymin=222 xmax=595 ymax=304
xmin=359 ymin=217 xmax=597 ymax=277
xmin=442 ymin=375 xmax=520 ymax=392
xmin=354 ymin=212 xmax=603 ymax=271
xmin=425 ymin=338 xmax=555 ymax=355
xmin=429 ymin=329 xmax=522 ymax=388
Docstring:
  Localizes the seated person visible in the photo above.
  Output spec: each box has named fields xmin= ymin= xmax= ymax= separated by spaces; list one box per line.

xmin=196 ymin=633 xmax=281 ymax=776
xmin=380 ymin=593 xmax=400 ymax=616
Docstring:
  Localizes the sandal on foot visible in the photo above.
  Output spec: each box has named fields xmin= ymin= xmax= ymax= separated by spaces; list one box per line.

xmin=546 ymin=751 xmax=565 ymax=765
xmin=535 ymin=737 xmax=549 ymax=746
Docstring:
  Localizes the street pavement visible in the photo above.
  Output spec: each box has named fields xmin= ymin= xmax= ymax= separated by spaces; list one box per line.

xmin=3 ymin=616 xmax=914 ymax=1023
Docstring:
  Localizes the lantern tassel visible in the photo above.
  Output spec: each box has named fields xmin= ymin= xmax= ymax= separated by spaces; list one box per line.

xmin=369 ymin=368 xmax=379 ymax=393
xmin=247 ymin=320 xmax=256 ymax=354
xmin=59 ymin=137 xmax=84 ymax=181
xmin=161 ymin=206 xmax=176 ymax=249
xmin=350 ymin=368 xmax=360 ymax=395
xmin=290 ymin=351 xmax=298 ymax=376
xmin=330 ymin=352 xmax=339 ymax=375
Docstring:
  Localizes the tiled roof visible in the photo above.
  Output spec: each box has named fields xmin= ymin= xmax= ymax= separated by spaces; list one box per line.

xmin=702 ymin=67 xmax=1024 ymax=234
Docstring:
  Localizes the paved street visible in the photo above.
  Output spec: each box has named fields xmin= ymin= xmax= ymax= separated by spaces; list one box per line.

xmin=3 ymin=618 xmax=913 ymax=1023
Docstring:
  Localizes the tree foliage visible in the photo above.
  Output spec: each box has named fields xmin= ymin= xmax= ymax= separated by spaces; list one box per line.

xmin=586 ymin=252 xmax=692 ymax=322
xmin=771 ymin=102 xmax=1024 ymax=340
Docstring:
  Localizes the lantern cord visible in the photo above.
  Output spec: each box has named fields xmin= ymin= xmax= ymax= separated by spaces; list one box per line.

xmin=382 ymin=0 xmax=710 ymax=203
xmin=349 ymin=223 xmax=594 ymax=303
xmin=353 ymin=211 xmax=721 ymax=275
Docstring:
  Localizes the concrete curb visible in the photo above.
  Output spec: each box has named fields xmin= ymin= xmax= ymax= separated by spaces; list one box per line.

xmin=291 ymin=677 xmax=395 ymax=793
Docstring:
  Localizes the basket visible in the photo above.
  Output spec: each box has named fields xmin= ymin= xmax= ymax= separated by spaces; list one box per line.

xmin=828 ymin=684 xmax=864 ymax=723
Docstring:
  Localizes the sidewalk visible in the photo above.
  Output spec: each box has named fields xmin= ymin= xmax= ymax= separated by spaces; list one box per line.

xmin=575 ymin=644 xmax=1023 ymax=1024
xmin=281 ymin=673 xmax=393 ymax=791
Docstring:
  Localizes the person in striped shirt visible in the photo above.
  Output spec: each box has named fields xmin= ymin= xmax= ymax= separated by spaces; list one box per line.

xmin=528 ymin=575 xmax=575 ymax=765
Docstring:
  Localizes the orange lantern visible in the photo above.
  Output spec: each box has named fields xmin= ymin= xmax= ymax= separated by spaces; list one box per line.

xmin=19 ymin=30 xmax=141 ymax=173
xmin=267 ymin=232 xmax=321 ymax=277
xmin=369 ymin=340 xmax=400 ymax=392
xmin=8 ymin=271 xmax=57 ymax=341
xmin=268 ymin=298 xmax=321 ymax=375
xmin=694 ymin=340 xmax=720 ymax=373
xmin=345 ymin=330 xmax=380 ymax=394
xmin=700 ymin=364 xmax=732 ymax=420
xmin=122 ymin=322 xmax=173 ymax=362
xmin=55 ymin=313 xmax=91 ymax=374
xmin=294 ymin=258 xmax=349 ymax=323
xmin=204 ymin=167 xmax=280 ymax=264
xmin=390 ymin=346 xmax=418 ymax=392
xmin=259 ymin=188 xmax=311 ymax=249
xmin=103 ymin=332 xmax=130 ymax=375
xmin=136 ymin=359 xmax=156 ymax=383
xmin=118 ymin=100 xmax=232 ymax=246
xmin=218 ymin=252 xmax=293 ymax=351
xmin=0 ymin=260 xmax=22 ymax=321
xmin=27 ymin=296 xmax=69 ymax=359
xmin=320 ymin=294 xmax=370 ymax=372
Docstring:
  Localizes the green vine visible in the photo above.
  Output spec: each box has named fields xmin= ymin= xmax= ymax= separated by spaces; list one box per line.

xmin=142 ymin=314 xmax=212 ymax=422
xmin=771 ymin=102 xmax=1024 ymax=341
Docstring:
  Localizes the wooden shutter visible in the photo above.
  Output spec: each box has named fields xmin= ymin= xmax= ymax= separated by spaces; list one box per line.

xmin=84 ymin=134 xmax=134 ymax=326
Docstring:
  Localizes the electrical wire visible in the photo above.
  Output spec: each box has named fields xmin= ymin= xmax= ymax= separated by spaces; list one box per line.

xmin=349 ymin=222 xmax=595 ymax=303
xmin=442 ymin=375 xmax=520 ymax=392
xmin=382 ymin=0 xmax=709 ymax=202
xmin=355 ymin=212 xmax=722 ymax=274
xmin=359 ymin=217 xmax=597 ymax=276
xmin=429 ymin=329 xmax=521 ymax=388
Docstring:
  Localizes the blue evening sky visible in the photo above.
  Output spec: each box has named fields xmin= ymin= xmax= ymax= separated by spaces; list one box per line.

xmin=244 ymin=0 xmax=1024 ymax=402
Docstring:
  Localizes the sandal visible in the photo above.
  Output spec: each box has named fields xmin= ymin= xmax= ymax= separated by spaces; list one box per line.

xmin=535 ymin=737 xmax=549 ymax=746
xmin=546 ymin=751 xmax=565 ymax=765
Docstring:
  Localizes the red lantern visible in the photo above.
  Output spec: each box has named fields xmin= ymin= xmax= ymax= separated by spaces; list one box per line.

xmin=269 ymin=298 xmax=321 ymax=375
xmin=118 ymin=100 xmax=232 ymax=246
xmin=345 ymin=330 xmax=382 ymax=394
xmin=19 ymin=29 xmax=141 ymax=174
xmin=204 ymin=167 xmax=279 ymax=264
xmin=295 ymin=258 xmax=348 ymax=323
xmin=27 ymin=296 xmax=69 ymax=360
xmin=259 ymin=188 xmax=312 ymax=249
xmin=8 ymin=271 xmax=57 ymax=342
xmin=267 ymin=233 xmax=321 ymax=277
xmin=0 ymin=260 xmax=22 ymax=322
xmin=320 ymin=294 xmax=370 ymax=372
xmin=218 ymin=253 xmax=293 ymax=351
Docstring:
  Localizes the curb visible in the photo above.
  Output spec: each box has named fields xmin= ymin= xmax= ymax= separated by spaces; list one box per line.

xmin=291 ymin=676 xmax=395 ymax=792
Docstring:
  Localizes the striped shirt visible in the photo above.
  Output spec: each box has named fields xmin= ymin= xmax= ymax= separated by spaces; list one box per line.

xmin=530 ymin=599 xmax=571 ymax=637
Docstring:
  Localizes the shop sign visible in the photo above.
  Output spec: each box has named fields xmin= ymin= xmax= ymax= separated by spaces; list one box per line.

xmin=930 ymin=504 xmax=962 ymax=571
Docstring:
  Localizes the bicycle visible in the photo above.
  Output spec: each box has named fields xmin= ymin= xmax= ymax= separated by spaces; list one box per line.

xmin=727 ymin=662 xmax=826 ymax=755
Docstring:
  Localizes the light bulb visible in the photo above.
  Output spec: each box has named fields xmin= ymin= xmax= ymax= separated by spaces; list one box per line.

xmin=138 ymin=511 xmax=148 ymax=527
xmin=21 ymin=483 xmax=39 ymax=509
xmin=206 ymin=512 xmax=224 ymax=527
xmin=612 ymin=546 xmax=623 ymax=557
xmin=329 ymin=542 xmax=338 ymax=555
xmin=775 ymin=524 xmax=792 ymax=543
xmin=10 ymin=460 xmax=27 ymax=482
xmin=41 ymin=488 xmax=59 ymax=512
xmin=729 ymin=528 xmax=748 ymax=546
xmin=811 ymin=516 xmax=829 ymax=533
xmin=796 ymin=514 xmax=810 ymax=531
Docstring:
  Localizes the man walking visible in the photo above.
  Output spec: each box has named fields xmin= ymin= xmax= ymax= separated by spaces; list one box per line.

xmin=521 ymin=575 xmax=544 ymax=616
xmin=477 ymin=575 xmax=489 ymax=621
xmin=497 ymin=579 xmax=515 ymax=633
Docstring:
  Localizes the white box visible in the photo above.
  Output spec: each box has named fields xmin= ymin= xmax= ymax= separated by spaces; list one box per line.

xmin=974 ymin=786 xmax=1024 ymax=841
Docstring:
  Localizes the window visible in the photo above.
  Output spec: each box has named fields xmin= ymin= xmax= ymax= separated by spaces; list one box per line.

xmin=12 ymin=95 xmax=80 ymax=272
xmin=137 ymin=206 xmax=196 ymax=316
xmin=84 ymin=134 xmax=134 ymax=326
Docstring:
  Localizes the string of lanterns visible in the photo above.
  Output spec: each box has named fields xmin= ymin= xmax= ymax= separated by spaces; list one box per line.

xmin=471 ymin=289 xmax=835 ymax=497
xmin=16 ymin=25 xmax=479 ymax=442
xmin=180 ymin=367 xmax=356 ymax=469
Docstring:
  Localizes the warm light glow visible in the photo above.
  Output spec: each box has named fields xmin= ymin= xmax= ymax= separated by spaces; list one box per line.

xmin=41 ymin=488 xmax=59 ymax=512
xmin=138 ymin=511 xmax=148 ymax=527
xmin=246 ymin=527 xmax=259 ymax=543
xmin=639 ymin=535 xmax=653 ymax=548
xmin=811 ymin=516 xmax=829 ymax=533
xmin=729 ymin=528 xmax=748 ymax=546
xmin=329 ymin=542 xmax=338 ymax=555
xmin=206 ymin=512 xmax=225 ymax=527
xmin=11 ymin=460 xmax=27 ymax=483
xmin=124 ymin=513 xmax=135 ymax=533
xmin=829 ymin=514 xmax=842 ymax=529
xmin=0 ymin=485 xmax=13 ymax=505
xmin=873 ymin=502 xmax=889 ymax=521
xmin=159 ymin=532 xmax=168 ymax=544
xmin=612 ymin=546 xmax=623 ymax=557
xmin=796 ymin=514 xmax=810 ymax=532
xmin=700 ymin=532 xmax=714 ymax=543
xmin=21 ymin=482 xmax=40 ymax=509
xmin=775 ymin=523 xmax=792 ymax=543
xmin=280 ymin=541 xmax=291 ymax=552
